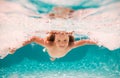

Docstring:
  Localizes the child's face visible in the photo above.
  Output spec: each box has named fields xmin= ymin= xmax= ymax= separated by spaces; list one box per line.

xmin=55 ymin=34 xmax=69 ymax=49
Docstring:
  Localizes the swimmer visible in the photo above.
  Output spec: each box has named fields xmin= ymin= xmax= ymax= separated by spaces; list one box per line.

xmin=18 ymin=30 xmax=97 ymax=61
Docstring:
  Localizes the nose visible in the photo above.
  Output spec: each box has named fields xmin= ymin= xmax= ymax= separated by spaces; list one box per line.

xmin=60 ymin=42 xmax=66 ymax=46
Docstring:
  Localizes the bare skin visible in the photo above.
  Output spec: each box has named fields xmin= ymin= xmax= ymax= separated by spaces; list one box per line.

xmin=20 ymin=31 xmax=97 ymax=61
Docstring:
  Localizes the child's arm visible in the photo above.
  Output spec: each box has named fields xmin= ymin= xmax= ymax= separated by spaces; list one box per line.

xmin=23 ymin=36 xmax=46 ymax=47
xmin=9 ymin=36 xmax=45 ymax=54
xmin=72 ymin=39 xmax=97 ymax=48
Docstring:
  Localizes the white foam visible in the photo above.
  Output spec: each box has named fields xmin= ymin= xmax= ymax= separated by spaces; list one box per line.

xmin=88 ymin=31 xmax=120 ymax=50
xmin=0 ymin=1 xmax=120 ymax=58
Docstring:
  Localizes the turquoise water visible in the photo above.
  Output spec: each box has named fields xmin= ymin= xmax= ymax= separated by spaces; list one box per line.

xmin=0 ymin=0 xmax=120 ymax=78
xmin=29 ymin=0 xmax=120 ymax=13
xmin=0 ymin=43 xmax=120 ymax=78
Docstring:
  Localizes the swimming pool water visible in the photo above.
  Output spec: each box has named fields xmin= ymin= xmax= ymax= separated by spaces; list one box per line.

xmin=0 ymin=43 xmax=120 ymax=78
xmin=0 ymin=0 xmax=120 ymax=78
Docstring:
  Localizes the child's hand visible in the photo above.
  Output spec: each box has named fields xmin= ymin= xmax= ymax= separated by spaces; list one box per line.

xmin=9 ymin=48 xmax=16 ymax=54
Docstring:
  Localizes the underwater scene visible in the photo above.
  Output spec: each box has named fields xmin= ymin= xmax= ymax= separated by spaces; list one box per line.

xmin=0 ymin=0 xmax=120 ymax=78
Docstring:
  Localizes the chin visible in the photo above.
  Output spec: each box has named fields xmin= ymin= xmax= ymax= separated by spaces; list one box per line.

xmin=59 ymin=46 xmax=66 ymax=48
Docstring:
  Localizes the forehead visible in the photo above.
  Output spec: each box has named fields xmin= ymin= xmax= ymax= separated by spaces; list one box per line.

xmin=55 ymin=34 xmax=69 ymax=39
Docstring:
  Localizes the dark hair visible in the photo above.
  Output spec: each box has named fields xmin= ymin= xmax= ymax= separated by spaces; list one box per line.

xmin=46 ymin=33 xmax=74 ymax=45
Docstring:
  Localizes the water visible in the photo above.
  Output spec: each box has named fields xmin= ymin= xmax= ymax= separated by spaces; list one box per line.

xmin=0 ymin=44 xmax=120 ymax=78
xmin=0 ymin=0 xmax=120 ymax=78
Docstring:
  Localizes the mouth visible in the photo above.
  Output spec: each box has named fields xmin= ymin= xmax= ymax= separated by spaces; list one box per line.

xmin=59 ymin=46 xmax=65 ymax=48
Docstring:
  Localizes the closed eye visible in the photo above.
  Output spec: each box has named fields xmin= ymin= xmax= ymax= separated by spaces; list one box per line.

xmin=64 ymin=40 xmax=67 ymax=42
xmin=58 ymin=40 xmax=60 ymax=42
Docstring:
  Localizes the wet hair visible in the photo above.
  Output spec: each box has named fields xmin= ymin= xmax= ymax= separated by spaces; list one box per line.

xmin=46 ymin=33 xmax=74 ymax=46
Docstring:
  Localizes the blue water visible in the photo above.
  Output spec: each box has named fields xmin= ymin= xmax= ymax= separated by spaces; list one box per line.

xmin=28 ymin=0 xmax=120 ymax=13
xmin=0 ymin=0 xmax=120 ymax=78
xmin=0 ymin=42 xmax=120 ymax=78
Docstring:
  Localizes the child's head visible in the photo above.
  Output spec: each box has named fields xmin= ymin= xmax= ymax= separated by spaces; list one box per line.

xmin=47 ymin=31 xmax=74 ymax=48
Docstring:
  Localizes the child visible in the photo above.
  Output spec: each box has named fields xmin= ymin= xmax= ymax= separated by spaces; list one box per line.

xmin=21 ymin=31 xmax=97 ymax=61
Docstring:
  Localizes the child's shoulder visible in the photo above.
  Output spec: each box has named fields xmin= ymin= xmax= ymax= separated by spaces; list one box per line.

xmin=44 ymin=40 xmax=54 ymax=47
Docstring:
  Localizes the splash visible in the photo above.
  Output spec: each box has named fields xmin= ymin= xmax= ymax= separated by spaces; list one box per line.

xmin=0 ymin=0 xmax=120 ymax=58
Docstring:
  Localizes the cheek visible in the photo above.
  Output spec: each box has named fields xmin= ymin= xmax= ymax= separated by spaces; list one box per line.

xmin=55 ymin=42 xmax=60 ymax=45
xmin=65 ymin=42 xmax=69 ymax=45
xmin=67 ymin=43 xmax=69 ymax=46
